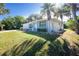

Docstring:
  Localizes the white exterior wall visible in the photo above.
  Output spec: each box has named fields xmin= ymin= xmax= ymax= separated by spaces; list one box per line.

xmin=52 ymin=22 xmax=60 ymax=32
xmin=23 ymin=22 xmax=38 ymax=32
xmin=46 ymin=20 xmax=61 ymax=32
xmin=23 ymin=23 xmax=29 ymax=31
xmin=32 ymin=22 xmax=38 ymax=31
xmin=46 ymin=20 xmax=53 ymax=33
xmin=23 ymin=19 xmax=62 ymax=33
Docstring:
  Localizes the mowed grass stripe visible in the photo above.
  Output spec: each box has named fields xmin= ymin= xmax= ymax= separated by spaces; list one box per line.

xmin=0 ymin=30 xmax=46 ymax=55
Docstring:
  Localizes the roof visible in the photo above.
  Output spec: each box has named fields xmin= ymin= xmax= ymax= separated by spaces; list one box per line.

xmin=23 ymin=18 xmax=61 ymax=25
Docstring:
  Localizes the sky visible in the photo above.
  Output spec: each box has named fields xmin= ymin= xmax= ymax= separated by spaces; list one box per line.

xmin=0 ymin=3 xmax=43 ymax=20
xmin=0 ymin=3 xmax=79 ymax=21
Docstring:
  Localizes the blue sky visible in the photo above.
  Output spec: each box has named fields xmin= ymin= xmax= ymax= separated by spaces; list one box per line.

xmin=0 ymin=3 xmax=79 ymax=21
xmin=0 ymin=3 xmax=43 ymax=20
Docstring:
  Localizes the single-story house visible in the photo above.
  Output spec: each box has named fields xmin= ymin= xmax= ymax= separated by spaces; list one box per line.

xmin=23 ymin=17 xmax=63 ymax=33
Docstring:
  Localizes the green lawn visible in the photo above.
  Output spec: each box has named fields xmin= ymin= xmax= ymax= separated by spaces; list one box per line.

xmin=0 ymin=30 xmax=79 ymax=56
xmin=26 ymin=31 xmax=59 ymax=42
xmin=48 ymin=29 xmax=79 ymax=56
xmin=0 ymin=30 xmax=51 ymax=56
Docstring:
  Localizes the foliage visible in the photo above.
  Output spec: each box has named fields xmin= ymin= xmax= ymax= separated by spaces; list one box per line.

xmin=65 ymin=19 xmax=75 ymax=30
xmin=13 ymin=16 xmax=25 ymax=29
xmin=1 ymin=16 xmax=25 ymax=30
xmin=41 ymin=3 xmax=55 ymax=20
xmin=65 ymin=16 xmax=79 ymax=31
xmin=64 ymin=24 xmax=68 ymax=29
xmin=76 ymin=16 xmax=79 ymax=32
xmin=64 ymin=3 xmax=79 ymax=34
xmin=26 ymin=14 xmax=42 ymax=22
xmin=0 ymin=3 xmax=9 ymax=15
xmin=0 ymin=3 xmax=9 ymax=30
xmin=37 ymin=28 xmax=47 ymax=32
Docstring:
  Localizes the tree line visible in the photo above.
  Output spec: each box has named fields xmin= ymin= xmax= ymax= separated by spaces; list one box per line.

xmin=0 ymin=16 xmax=25 ymax=30
xmin=0 ymin=3 xmax=79 ymax=34
xmin=0 ymin=3 xmax=25 ymax=30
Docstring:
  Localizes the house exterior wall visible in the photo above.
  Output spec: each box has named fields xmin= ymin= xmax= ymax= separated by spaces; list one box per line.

xmin=32 ymin=22 xmax=38 ymax=31
xmin=23 ymin=23 xmax=29 ymax=31
xmin=46 ymin=20 xmax=53 ymax=32
xmin=52 ymin=22 xmax=60 ymax=32
xmin=23 ymin=19 xmax=63 ymax=33
xmin=46 ymin=20 xmax=61 ymax=33
xmin=23 ymin=22 xmax=38 ymax=32
xmin=34 ymin=22 xmax=38 ymax=31
xmin=37 ymin=20 xmax=47 ymax=29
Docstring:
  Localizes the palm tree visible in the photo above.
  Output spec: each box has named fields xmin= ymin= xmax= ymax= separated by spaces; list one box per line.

xmin=41 ymin=3 xmax=55 ymax=20
xmin=54 ymin=4 xmax=74 ymax=31
xmin=63 ymin=4 xmax=72 ymax=19
xmin=54 ymin=8 xmax=64 ymax=31
xmin=27 ymin=14 xmax=42 ymax=22
xmin=54 ymin=6 xmax=71 ymax=31
xmin=64 ymin=3 xmax=79 ymax=34
xmin=71 ymin=3 xmax=79 ymax=34
xmin=41 ymin=3 xmax=55 ymax=32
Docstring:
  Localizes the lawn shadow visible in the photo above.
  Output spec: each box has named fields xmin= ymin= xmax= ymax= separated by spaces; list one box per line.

xmin=24 ymin=31 xmax=59 ymax=42
xmin=1 ymin=38 xmax=48 ymax=56
xmin=71 ymin=42 xmax=79 ymax=56
xmin=47 ymin=37 xmax=78 ymax=56
xmin=23 ymin=40 xmax=47 ymax=56
xmin=2 ymin=38 xmax=37 ymax=56
xmin=47 ymin=36 xmax=79 ymax=56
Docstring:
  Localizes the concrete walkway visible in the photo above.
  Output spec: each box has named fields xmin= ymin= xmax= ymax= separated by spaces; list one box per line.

xmin=0 ymin=30 xmax=17 ymax=33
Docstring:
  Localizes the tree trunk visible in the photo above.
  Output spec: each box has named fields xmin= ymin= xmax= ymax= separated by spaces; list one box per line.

xmin=60 ymin=14 xmax=64 ymax=31
xmin=47 ymin=10 xmax=52 ymax=33
xmin=47 ymin=10 xmax=51 ymax=20
xmin=71 ymin=4 xmax=79 ymax=34
xmin=71 ymin=4 xmax=77 ymax=21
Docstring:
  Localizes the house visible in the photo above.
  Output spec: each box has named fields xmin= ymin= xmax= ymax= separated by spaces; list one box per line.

xmin=23 ymin=16 xmax=64 ymax=33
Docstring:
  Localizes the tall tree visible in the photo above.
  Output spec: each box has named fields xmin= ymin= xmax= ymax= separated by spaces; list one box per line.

xmin=2 ymin=16 xmax=25 ymax=30
xmin=41 ymin=3 xmax=55 ymax=32
xmin=0 ymin=3 xmax=9 ymax=15
xmin=41 ymin=3 xmax=55 ymax=20
xmin=0 ymin=3 xmax=9 ymax=30
xmin=63 ymin=4 xmax=71 ymax=19
xmin=54 ymin=8 xmax=64 ymax=30
xmin=27 ymin=14 xmax=42 ymax=22
xmin=54 ymin=4 xmax=71 ymax=31
xmin=64 ymin=3 xmax=79 ymax=34
xmin=71 ymin=3 xmax=79 ymax=34
xmin=14 ymin=16 xmax=25 ymax=29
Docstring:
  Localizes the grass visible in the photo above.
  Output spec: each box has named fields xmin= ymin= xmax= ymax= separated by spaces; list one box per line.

xmin=26 ymin=31 xmax=59 ymax=42
xmin=0 ymin=30 xmax=51 ymax=56
xmin=0 ymin=29 xmax=79 ymax=56
xmin=48 ymin=29 xmax=79 ymax=56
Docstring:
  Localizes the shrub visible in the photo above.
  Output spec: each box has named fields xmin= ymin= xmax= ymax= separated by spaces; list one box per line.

xmin=37 ymin=28 xmax=47 ymax=32
xmin=75 ymin=21 xmax=79 ymax=34
xmin=1 ymin=16 xmax=25 ymax=30
xmin=65 ymin=19 xmax=75 ymax=30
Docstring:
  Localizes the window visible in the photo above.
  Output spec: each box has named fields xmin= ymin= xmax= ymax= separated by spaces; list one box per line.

xmin=39 ymin=21 xmax=46 ymax=29
xmin=29 ymin=24 xmax=33 ymax=28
